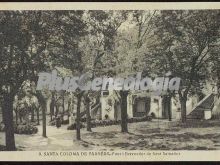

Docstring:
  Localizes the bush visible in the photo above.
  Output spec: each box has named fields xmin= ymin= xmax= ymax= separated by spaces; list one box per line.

xmin=127 ymin=116 xmax=152 ymax=123
xmin=91 ymin=119 xmax=118 ymax=128
xmin=67 ymin=122 xmax=85 ymax=130
xmin=90 ymin=116 xmax=152 ymax=128
xmin=0 ymin=123 xmax=38 ymax=135
xmin=14 ymin=124 xmax=38 ymax=134
xmin=66 ymin=116 xmax=152 ymax=129
xmin=0 ymin=145 xmax=6 ymax=151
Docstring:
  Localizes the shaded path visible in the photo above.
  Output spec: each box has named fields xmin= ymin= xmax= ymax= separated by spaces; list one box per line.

xmin=0 ymin=119 xmax=220 ymax=150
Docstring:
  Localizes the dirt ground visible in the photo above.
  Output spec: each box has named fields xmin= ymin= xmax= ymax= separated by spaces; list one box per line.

xmin=0 ymin=119 xmax=220 ymax=151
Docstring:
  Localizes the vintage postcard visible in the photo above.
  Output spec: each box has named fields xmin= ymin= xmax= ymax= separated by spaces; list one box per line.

xmin=0 ymin=2 xmax=220 ymax=161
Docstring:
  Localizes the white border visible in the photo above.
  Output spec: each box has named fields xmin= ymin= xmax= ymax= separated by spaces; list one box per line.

xmin=0 ymin=2 xmax=220 ymax=161
xmin=0 ymin=2 xmax=219 ymax=10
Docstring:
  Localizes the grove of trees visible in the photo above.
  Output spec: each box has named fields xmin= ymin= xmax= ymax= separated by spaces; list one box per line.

xmin=0 ymin=10 xmax=219 ymax=150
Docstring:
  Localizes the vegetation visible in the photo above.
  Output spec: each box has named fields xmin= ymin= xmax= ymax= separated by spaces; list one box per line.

xmin=0 ymin=10 xmax=219 ymax=150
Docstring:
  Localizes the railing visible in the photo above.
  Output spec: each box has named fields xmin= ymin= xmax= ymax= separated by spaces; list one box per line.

xmin=187 ymin=94 xmax=214 ymax=119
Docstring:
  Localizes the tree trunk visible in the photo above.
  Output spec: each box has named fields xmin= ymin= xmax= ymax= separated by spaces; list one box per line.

xmin=31 ymin=108 xmax=35 ymax=122
xmin=162 ymin=95 xmax=172 ymax=120
xmin=42 ymin=104 xmax=47 ymax=138
xmin=76 ymin=94 xmax=82 ymax=140
xmin=2 ymin=94 xmax=16 ymax=151
xmin=217 ymin=75 xmax=220 ymax=98
xmin=36 ymin=107 xmax=40 ymax=125
xmin=180 ymin=97 xmax=187 ymax=123
xmin=15 ymin=109 xmax=18 ymax=125
xmin=55 ymin=105 xmax=59 ymax=117
xmin=85 ymin=96 xmax=92 ymax=132
xmin=120 ymin=91 xmax=128 ymax=133
xmin=50 ymin=92 xmax=55 ymax=121
xmin=62 ymin=92 xmax=65 ymax=121
xmin=19 ymin=112 xmax=22 ymax=123
xmin=1 ymin=108 xmax=4 ymax=123
xmin=167 ymin=96 xmax=172 ymax=121
xmin=36 ymin=92 xmax=47 ymax=137
xmin=0 ymin=98 xmax=3 ymax=123
xmin=67 ymin=100 xmax=71 ymax=114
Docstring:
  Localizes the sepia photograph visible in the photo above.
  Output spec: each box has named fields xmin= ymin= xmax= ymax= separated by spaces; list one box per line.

xmin=0 ymin=2 xmax=220 ymax=161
